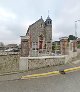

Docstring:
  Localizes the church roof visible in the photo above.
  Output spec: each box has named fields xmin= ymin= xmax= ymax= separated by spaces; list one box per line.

xmin=29 ymin=16 xmax=44 ymax=28
xmin=46 ymin=15 xmax=52 ymax=20
xmin=47 ymin=16 xmax=50 ymax=19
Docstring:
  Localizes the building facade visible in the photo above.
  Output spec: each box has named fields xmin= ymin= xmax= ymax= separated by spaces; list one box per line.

xmin=21 ymin=16 xmax=52 ymax=57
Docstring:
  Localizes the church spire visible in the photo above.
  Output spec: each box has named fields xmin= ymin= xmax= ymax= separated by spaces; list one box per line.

xmin=47 ymin=10 xmax=51 ymax=19
xmin=45 ymin=11 xmax=52 ymax=26
xmin=41 ymin=16 xmax=42 ymax=19
xmin=48 ymin=10 xmax=49 ymax=17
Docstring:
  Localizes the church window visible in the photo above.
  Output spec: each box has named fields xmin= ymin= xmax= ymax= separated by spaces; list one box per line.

xmin=44 ymin=44 xmax=46 ymax=49
xmin=41 ymin=24 xmax=42 ymax=27
xmin=50 ymin=21 xmax=51 ymax=24
xmin=48 ymin=21 xmax=49 ymax=24
xmin=32 ymin=42 xmax=38 ymax=50
xmin=39 ymin=34 xmax=44 ymax=49
xmin=32 ymin=48 xmax=35 ymax=50
xmin=47 ymin=42 xmax=50 ymax=43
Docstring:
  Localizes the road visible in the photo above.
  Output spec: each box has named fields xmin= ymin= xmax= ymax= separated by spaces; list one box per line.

xmin=0 ymin=70 xmax=80 ymax=92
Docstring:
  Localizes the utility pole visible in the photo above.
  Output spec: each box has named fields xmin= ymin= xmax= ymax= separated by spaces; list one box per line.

xmin=75 ymin=20 xmax=80 ymax=38
xmin=75 ymin=21 xmax=77 ymax=38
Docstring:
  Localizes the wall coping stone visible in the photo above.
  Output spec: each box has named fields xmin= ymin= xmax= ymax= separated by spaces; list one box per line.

xmin=20 ymin=55 xmax=65 ymax=60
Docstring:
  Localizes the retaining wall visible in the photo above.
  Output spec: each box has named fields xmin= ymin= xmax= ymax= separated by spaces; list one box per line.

xmin=0 ymin=51 xmax=79 ymax=74
xmin=0 ymin=54 xmax=20 ymax=74
xmin=20 ymin=56 xmax=65 ymax=70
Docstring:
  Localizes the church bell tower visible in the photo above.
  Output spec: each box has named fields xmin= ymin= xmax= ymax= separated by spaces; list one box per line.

xmin=45 ymin=16 xmax=52 ymax=53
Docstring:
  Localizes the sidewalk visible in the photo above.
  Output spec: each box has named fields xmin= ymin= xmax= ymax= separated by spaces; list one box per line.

xmin=0 ymin=62 xmax=78 ymax=81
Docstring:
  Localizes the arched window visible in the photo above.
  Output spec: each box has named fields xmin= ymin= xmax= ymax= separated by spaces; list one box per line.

xmin=41 ymin=24 xmax=42 ymax=27
xmin=39 ymin=34 xmax=44 ymax=49
xmin=48 ymin=21 xmax=49 ymax=24
xmin=50 ymin=21 xmax=51 ymax=24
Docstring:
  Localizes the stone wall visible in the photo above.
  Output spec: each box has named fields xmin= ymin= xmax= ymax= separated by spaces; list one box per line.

xmin=0 ymin=51 xmax=78 ymax=74
xmin=28 ymin=56 xmax=65 ymax=70
xmin=19 ymin=56 xmax=65 ymax=71
xmin=0 ymin=54 xmax=20 ymax=74
xmin=0 ymin=53 xmax=66 ymax=74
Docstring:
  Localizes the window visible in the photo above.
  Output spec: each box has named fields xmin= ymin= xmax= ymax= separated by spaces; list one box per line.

xmin=41 ymin=24 xmax=42 ymax=27
xmin=50 ymin=21 xmax=51 ymax=24
xmin=32 ymin=42 xmax=38 ymax=50
xmin=32 ymin=48 xmax=35 ymax=50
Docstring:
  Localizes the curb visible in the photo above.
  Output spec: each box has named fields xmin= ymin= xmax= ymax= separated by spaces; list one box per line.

xmin=21 ymin=66 xmax=80 ymax=79
xmin=64 ymin=66 xmax=80 ymax=72
xmin=21 ymin=71 xmax=59 ymax=79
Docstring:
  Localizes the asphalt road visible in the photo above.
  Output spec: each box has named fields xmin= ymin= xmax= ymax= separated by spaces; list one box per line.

xmin=0 ymin=70 xmax=80 ymax=92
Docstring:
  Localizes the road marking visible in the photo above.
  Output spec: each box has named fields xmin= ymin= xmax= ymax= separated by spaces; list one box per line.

xmin=21 ymin=71 xmax=60 ymax=79
xmin=64 ymin=66 xmax=80 ymax=72
xmin=21 ymin=66 xmax=80 ymax=79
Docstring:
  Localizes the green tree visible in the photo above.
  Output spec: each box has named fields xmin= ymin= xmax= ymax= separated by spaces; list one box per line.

xmin=68 ymin=35 xmax=77 ymax=42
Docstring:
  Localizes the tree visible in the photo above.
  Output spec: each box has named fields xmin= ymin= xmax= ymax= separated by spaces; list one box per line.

xmin=68 ymin=35 xmax=77 ymax=42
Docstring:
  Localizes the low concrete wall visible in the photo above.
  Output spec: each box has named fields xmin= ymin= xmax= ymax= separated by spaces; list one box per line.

xmin=20 ymin=56 xmax=65 ymax=70
xmin=19 ymin=57 xmax=28 ymax=70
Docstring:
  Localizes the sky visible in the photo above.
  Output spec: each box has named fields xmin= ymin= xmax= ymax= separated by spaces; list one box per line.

xmin=0 ymin=0 xmax=80 ymax=44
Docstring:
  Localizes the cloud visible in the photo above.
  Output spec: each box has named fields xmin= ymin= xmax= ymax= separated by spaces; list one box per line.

xmin=0 ymin=0 xmax=80 ymax=44
xmin=0 ymin=8 xmax=16 ymax=21
xmin=0 ymin=8 xmax=20 ymax=44
xmin=53 ymin=0 xmax=80 ymax=40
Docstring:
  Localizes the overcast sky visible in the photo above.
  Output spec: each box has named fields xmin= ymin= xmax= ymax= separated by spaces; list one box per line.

xmin=0 ymin=0 xmax=80 ymax=44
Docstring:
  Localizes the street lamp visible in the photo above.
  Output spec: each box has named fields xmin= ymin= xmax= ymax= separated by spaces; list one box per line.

xmin=75 ymin=20 xmax=80 ymax=38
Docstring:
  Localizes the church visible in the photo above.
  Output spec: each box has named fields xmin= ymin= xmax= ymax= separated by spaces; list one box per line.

xmin=21 ymin=16 xmax=52 ymax=57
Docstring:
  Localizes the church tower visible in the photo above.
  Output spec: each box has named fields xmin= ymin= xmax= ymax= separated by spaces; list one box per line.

xmin=45 ymin=16 xmax=52 ymax=53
